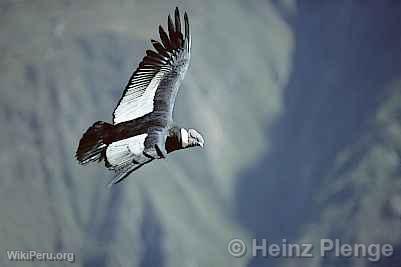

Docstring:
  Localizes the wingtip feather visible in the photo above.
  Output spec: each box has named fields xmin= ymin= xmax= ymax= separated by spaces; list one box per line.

xmin=168 ymin=15 xmax=174 ymax=38
xmin=158 ymin=25 xmax=171 ymax=49
xmin=174 ymin=7 xmax=181 ymax=34
xmin=184 ymin=12 xmax=189 ymax=39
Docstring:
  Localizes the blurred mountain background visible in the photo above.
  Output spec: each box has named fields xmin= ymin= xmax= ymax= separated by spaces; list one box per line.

xmin=0 ymin=0 xmax=400 ymax=266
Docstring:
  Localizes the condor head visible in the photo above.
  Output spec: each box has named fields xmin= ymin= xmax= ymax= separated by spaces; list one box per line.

xmin=181 ymin=128 xmax=204 ymax=149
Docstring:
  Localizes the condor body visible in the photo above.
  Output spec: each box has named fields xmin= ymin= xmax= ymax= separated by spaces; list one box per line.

xmin=76 ymin=8 xmax=204 ymax=185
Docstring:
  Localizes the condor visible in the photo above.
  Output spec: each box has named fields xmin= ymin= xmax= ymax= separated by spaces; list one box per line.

xmin=76 ymin=8 xmax=204 ymax=185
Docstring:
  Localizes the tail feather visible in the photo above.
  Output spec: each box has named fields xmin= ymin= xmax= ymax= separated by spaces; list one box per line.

xmin=76 ymin=121 xmax=113 ymax=165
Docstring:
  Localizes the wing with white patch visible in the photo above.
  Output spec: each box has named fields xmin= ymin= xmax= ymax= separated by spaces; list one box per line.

xmin=113 ymin=7 xmax=191 ymax=125
xmin=105 ymin=133 xmax=149 ymax=167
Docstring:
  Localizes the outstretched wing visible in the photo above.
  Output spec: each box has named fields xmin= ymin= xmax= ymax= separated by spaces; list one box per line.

xmin=113 ymin=7 xmax=191 ymax=125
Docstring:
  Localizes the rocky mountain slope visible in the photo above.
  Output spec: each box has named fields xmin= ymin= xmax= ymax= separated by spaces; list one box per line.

xmin=1 ymin=1 xmax=400 ymax=267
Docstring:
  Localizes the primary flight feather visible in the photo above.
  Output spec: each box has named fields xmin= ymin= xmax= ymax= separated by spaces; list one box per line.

xmin=75 ymin=8 xmax=204 ymax=185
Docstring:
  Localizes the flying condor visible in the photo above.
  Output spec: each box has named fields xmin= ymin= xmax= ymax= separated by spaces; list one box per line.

xmin=76 ymin=7 xmax=204 ymax=185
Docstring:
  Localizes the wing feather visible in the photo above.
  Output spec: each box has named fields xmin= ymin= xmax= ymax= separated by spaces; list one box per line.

xmin=159 ymin=25 xmax=172 ymax=50
xmin=113 ymin=7 xmax=191 ymax=125
xmin=168 ymin=15 xmax=175 ymax=41
xmin=107 ymin=159 xmax=152 ymax=187
xmin=174 ymin=7 xmax=181 ymax=35
xmin=151 ymin=39 xmax=167 ymax=54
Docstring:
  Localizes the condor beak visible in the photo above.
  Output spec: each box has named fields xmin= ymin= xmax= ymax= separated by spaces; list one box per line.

xmin=188 ymin=128 xmax=205 ymax=148
xmin=197 ymin=134 xmax=205 ymax=148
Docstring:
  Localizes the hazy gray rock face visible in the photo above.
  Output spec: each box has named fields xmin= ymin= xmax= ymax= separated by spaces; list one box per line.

xmin=235 ymin=1 xmax=401 ymax=267
xmin=1 ymin=1 xmax=400 ymax=267
xmin=0 ymin=1 xmax=291 ymax=266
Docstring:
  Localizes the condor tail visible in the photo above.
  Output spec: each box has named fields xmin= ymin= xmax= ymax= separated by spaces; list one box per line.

xmin=75 ymin=121 xmax=114 ymax=164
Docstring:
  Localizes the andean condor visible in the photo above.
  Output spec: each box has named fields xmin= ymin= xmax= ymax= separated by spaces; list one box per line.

xmin=76 ymin=7 xmax=204 ymax=185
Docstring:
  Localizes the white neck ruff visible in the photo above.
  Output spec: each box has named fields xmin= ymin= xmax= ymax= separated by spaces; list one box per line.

xmin=181 ymin=128 xmax=189 ymax=148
